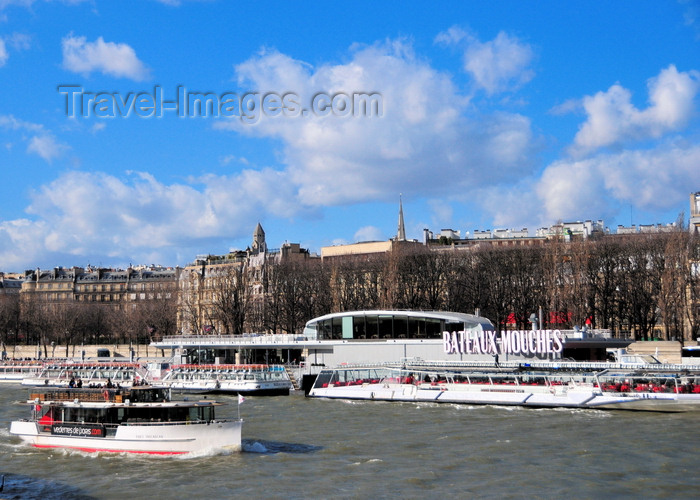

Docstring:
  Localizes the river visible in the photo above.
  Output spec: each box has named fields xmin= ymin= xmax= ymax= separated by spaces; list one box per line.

xmin=1 ymin=384 xmax=698 ymax=499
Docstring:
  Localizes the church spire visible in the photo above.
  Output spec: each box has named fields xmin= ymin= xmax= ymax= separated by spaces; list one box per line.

xmin=396 ymin=195 xmax=406 ymax=241
xmin=252 ymin=222 xmax=266 ymax=254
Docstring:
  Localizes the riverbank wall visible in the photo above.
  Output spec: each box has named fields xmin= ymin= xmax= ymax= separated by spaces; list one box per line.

xmin=3 ymin=344 xmax=162 ymax=360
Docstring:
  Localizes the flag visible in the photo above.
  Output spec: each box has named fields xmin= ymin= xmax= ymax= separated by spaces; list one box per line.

xmin=238 ymin=394 xmax=245 ymax=405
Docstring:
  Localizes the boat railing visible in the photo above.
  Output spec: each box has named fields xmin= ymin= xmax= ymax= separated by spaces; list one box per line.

xmin=594 ymin=372 xmax=699 ymax=394
xmin=387 ymin=359 xmax=700 ymax=374
xmin=119 ymin=419 xmax=221 ymax=426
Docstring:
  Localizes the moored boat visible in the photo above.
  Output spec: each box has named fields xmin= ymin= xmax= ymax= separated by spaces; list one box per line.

xmin=0 ymin=362 xmax=44 ymax=383
xmin=308 ymin=362 xmax=700 ymax=412
xmin=159 ymin=364 xmax=293 ymax=395
xmin=21 ymin=362 xmax=145 ymax=388
xmin=10 ymin=386 xmax=242 ymax=454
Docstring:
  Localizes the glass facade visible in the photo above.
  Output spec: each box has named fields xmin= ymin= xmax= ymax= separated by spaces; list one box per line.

xmin=312 ymin=313 xmax=466 ymax=340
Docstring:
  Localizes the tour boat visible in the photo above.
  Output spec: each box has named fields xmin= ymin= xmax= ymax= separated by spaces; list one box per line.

xmin=307 ymin=362 xmax=700 ymax=412
xmin=0 ymin=362 xmax=44 ymax=383
xmin=10 ymin=386 xmax=242 ymax=454
xmin=159 ymin=364 xmax=293 ymax=395
xmin=21 ymin=362 xmax=145 ymax=388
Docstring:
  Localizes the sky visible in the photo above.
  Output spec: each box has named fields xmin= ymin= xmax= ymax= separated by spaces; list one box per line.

xmin=0 ymin=0 xmax=699 ymax=272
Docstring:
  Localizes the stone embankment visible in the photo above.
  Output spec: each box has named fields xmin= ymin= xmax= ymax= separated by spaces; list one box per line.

xmin=3 ymin=344 xmax=159 ymax=360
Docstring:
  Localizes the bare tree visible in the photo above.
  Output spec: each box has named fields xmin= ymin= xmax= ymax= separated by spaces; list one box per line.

xmin=210 ymin=263 xmax=249 ymax=335
xmin=0 ymin=293 xmax=20 ymax=352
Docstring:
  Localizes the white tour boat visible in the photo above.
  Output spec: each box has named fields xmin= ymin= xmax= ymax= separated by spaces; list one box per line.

xmin=159 ymin=364 xmax=293 ymax=395
xmin=308 ymin=362 xmax=700 ymax=412
xmin=21 ymin=362 xmax=145 ymax=388
xmin=10 ymin=386 xmax=242 ymax=454
xmin=0 ymin=362 xmax=44 ymax=383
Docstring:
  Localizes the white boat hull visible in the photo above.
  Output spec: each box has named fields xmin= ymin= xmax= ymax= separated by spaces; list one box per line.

xmin=310 ymin=382 xmax=700 ymax=412
xmin=10 ymin=419 xmax=242 ymax=454
xmin=165 ymin=380 xmax=291 ymax=395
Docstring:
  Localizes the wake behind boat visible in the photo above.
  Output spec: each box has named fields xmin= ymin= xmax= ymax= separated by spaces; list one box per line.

xmin=10 ymin=386 xmax=242 ymax=454
xmin=308 ymin=362 xmax=700 ymax=412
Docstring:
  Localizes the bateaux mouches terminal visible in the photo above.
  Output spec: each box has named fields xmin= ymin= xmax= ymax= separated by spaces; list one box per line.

xmin=444 ymin=330 xmax=563 ymax=356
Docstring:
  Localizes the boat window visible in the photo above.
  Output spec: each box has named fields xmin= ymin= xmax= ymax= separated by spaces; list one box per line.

xmin=378 ymin=315 xmax=393 ymax=338
xmin=408 ymin=317 xmax=421 ymax=338
xmin=353 ymin=315 xmax=366 ymax=338
xmin=314 ymin=371 xmax=333 ymax=388
xmin=365 ymin=315 xmax=378 ymax=338
xmin=445 ymin=321 xmax=463 ymax=333
xmin=331 ymin=317 xmax=343 ymax=339
xmin=393 ymin=316 xmax=408 ymax=338
xmin=342 ymin=316 xmax=354 ymax=339
xmin=425 ymin=319 xmax=443 ymax=338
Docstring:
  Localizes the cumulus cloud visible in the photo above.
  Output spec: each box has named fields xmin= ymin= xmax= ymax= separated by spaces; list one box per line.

xmin=0 ymin=168 xmax=309 ymax=269
xmin=0 ymin=218 xmax=50 ymax=271
xmin=571 ymin=65 xmax=700 ymax=155
xmin=485 ymin=142 xmax=700 ymax=229
xmin=61 ymin=34 xmax=151 ymax=81
xmin=436 ymin=27 xmax=535 ymax=95
xmin=216 ymin=40 xmax=537 ymax=207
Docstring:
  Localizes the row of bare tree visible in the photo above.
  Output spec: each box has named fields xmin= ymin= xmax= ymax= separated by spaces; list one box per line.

xmin=180 ymin=230 xmax=699 ymax=342
xmin=0 ymin=294 xmax=176 ymax=356
xmin=3 ymin=229 xmax=699 ymax=350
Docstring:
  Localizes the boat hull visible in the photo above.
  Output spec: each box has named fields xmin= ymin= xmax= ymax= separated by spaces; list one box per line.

xmin=9 ymin=419 xmax=242 ymax=454
xmin=309 ymin=383 xmax=700 ymax=412
xmin=166 ymin=380 xmax=291 ymax=396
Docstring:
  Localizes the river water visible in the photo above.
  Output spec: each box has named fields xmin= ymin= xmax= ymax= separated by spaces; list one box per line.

xmin=1 ymin=383 xmax=698 ymax=499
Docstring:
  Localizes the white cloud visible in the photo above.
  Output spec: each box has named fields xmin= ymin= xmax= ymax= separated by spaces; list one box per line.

xmin=216 ymin=40 xmax=537 ymax=207
xmin=0 ymin=168 xmax=309 ymax=269
xmin=0 ymin=218 xmax=49 ymax=271
xmin=437 ymin=27 xmax=535 ymax=95
xmin=6 ymin=32 xmax=31 ymax=51
xmin=353 ymin=225 xmax=384 ymax=242
xmin=26 ymin=134 xmax=68 ymax=162
xmin=0 ymin=114 xmax=44 ymax=132
xmin=61 ymin=34 xmax=151 ymax=81
xmin=0 ymin=40 xmax=7 ymax=67
xmin=427 ymin=199 xmax=453 ymax=227
xmin=90 ymin=122 xmax=106 ymax=134
xmin=463 ymin=32 xmax=535 ymax=95
xmin=434 ymin=26 xmax=468 ymax=46
xmin=485 ymin=142 xmax=700 ymax=229
xmin=571 ymin=65 xmax=700 ymax=155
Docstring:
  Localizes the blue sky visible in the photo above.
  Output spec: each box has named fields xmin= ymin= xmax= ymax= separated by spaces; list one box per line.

xmin=1 ymin=1 xmax=699 ymax=271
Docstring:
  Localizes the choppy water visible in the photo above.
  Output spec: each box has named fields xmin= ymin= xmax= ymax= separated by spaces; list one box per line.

xmin=1 ymin=383 xmax=699 ymax=499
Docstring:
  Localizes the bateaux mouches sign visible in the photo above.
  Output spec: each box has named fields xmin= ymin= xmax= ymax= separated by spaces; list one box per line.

xmin=443 ymin=330 xmax=563 ymax=356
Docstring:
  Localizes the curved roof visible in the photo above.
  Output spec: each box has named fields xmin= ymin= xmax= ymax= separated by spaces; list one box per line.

xmin=305 ymin=310 xmax=493 ymax=330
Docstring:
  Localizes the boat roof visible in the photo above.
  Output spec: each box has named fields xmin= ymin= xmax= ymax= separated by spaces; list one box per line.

xmin=25 ymin=387 xmax=223 ymax=406
xmin=305 ymin=310 xmax=494 ymax=328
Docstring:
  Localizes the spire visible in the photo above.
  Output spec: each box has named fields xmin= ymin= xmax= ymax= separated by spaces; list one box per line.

xmin=252 ymin=222 xmax=266 ymax=253
xmin=396 ymin=195 xmax=406 ymax=241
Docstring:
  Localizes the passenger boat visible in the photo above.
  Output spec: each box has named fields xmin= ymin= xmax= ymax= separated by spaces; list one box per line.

xmin=159 ymin=364 xmax=293 ymax=395
xmin=10 ymin=386 xmax=242 ymax=454
xmin=308 ymin=362 xmax=700 ymax=412
xmin=21 ymin=362 xmax=145 ymax=388
xmin=0 ymin=362 xmax=44 ymax=383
